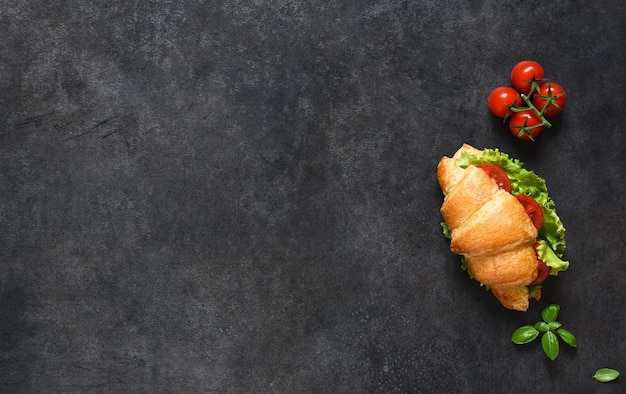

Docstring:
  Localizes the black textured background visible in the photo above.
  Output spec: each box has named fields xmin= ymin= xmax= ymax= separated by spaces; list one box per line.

xmin=1 ymin=1 xmax=625 ymax=393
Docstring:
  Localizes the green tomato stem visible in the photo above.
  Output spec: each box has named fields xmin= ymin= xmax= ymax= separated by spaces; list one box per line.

xmin=521 ymin=94 xmax=552 ymax=128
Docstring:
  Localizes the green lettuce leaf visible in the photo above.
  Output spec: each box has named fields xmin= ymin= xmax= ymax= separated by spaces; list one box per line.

xmin=536 ymin=240 xmax=569 ymax=275
xmin=441 ymin=221 xmax=452 ymax=239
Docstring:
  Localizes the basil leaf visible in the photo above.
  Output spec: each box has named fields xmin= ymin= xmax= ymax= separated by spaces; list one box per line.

xmin=593 ymin=368 xmax=620 ymax=382
xmin=541 ymin=304 xmax=560 ymax=323
xmin=511 ymin=325 xmax=539 ymax=344
xmin=535 ymin=322 xmax=549 ymax=332
xmin=547 ymin=321 xmax=562 ymax=331
xmin=556 ymin=328 xmax=577 ymax=348
xmin=541 ymin=331 xmax=559 ymax=361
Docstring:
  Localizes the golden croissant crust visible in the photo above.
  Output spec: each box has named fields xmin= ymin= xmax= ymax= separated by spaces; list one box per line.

xmin=438 ymin=144 xmax=540 ymax=311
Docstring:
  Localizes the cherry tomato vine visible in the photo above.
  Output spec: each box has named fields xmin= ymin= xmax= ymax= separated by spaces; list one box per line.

xmin=488 ymin=60 xmax=567 ymax=141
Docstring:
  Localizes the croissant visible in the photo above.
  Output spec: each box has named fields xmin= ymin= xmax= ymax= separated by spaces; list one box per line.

xmin=437 ymin=144 xmax=540 ymax=311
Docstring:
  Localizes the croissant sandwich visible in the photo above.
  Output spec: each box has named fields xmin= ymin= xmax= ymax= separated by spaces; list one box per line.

xmin=438 ymin=144 xmax=569 ymax=311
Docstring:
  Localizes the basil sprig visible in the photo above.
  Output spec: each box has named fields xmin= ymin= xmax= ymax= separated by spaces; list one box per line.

xmin=511 ymin=304 xmax=577 ymax=361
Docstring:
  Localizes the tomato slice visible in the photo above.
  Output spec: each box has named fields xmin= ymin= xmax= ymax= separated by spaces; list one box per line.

xmin=515 ymin=195 xmax=544 ymax=229
xmin=477 ymin=164 xmax=512 ymax=192
xmin=531 ymin=243 xmax=550 ymax=285
xmin=531 ymin=257 xmax=550 ymax=285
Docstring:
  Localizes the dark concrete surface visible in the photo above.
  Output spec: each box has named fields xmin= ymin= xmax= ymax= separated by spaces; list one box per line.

xmin=1 ymin=1 xmax=625 ymax=392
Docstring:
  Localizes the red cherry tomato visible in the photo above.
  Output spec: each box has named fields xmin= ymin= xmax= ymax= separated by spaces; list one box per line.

xmin=477 ymin=164 xmax=512 ymax=192
xmin=511 ymin=60 xmax=545 ymax=94
xmin=532 ymin=82 xmax=567 ymax=116
xmin=509 ymin=111 xmax=543 ymax=140
xmin=531 ymin=243 xmax=550 ymax=285
xmin=515 ymin=195 xmax=544 ymax=229
xmin=488 ymin=86 xmax=522 ymax=118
